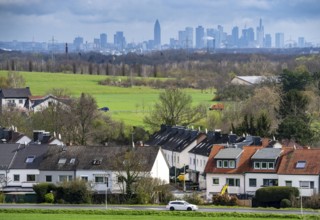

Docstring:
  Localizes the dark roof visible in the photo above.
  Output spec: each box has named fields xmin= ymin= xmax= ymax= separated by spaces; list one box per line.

xmin=39 ymin=145 xmax=161 ymax=172
xmin=10 ymin=144 xmax=49 ymax=169
xmin=0 ymin=88 xmax=31 ymax=98
xmin=146 ymin=125 xmax=201 ymax=153
xmin=0 ymin=143 xmax=20 ymax=169
xmin=189 ymin=131 xmax=229 ymax=156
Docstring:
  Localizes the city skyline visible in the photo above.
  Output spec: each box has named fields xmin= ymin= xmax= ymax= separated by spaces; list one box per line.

xmin=0 ymin=0 xmax=319 ymax=46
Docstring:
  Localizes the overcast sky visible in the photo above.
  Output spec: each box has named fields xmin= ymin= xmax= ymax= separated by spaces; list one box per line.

xmin=1 ymin=0 xmax=320 ymax=45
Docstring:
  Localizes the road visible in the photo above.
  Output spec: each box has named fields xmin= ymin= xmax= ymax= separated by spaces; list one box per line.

xmin=0 ymin=204 xmax=319 ymax=216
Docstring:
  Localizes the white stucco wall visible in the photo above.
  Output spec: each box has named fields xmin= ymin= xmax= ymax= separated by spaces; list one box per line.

xmin=7 ymin=169 xmax=39 ymax=188
xmin=278 ymin=174 xmax=319 ymax=197
xmin=2 ymin=98 xmax=27 ymax=109
xmin=15 ymin=136 xmax=32 ymax=145
xmin=150 ymin=149 xmax=169 ymax=183
xmin=244 ymin=173 xmax=278 ymax=196
xmin=206 ymin=173 xmax=244 ymax=200
xmin=39 ymin=170 xmax=75 ymax=184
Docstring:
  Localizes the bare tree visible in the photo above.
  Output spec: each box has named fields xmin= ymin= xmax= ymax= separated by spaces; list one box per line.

xmin=144 ymin=88 xmax=207 ymax=130
xmin=6 ymin=71 xmax=25 ymax=88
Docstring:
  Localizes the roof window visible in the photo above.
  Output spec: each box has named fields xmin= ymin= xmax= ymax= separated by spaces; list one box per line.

xmin=58 ymin=158 xmax=67 ymax=164
xmin=25 ymin=156 xmax=35 ymax=163
xmin=295 ymin=161 xmax=306 ymax=169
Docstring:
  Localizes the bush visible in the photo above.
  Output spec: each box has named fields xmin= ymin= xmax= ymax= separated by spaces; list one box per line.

xmin=303 ymin=194 xmax=320 ymax=209
xmin=57 ymin=179 xmax=91 ymax=204
xmin=33 ymin=183 xmax=56 ymax=203
xmin=0 ymin=193 xmax=4 ymax=203
xmin=255 ymin=186 xmax=299 ymax=208
xmin=212 ymin=194 xmax=237 ymax=206
xmin=183 ymin=192 xmax=204 ymax=205
xmin=280 ymin=199 xmax=291 ymax=208
xmin=44 ymin=193 xmax=54 ymax=203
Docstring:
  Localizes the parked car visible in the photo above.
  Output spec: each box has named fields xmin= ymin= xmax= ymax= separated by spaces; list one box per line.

xmin=166 ymin=200 xmax=198 ymax=211
xmin=99 ymin=107 xmax=109 ymax=112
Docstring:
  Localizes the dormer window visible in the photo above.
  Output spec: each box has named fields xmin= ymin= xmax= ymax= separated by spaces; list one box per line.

xmin=254 ymin=161 xmax=275 ymax=170
xmin=296 ymin=161 xmax=306 ymax=169
xmin=25 ymin=156 xmax=35 ymax=163
xmin=217 ymin=160 xmax=236 ymax=168
xmin=58 ymin=158 xmax=67 ymax=164
xmin=70 ymin=158 xmax=76 ymax=164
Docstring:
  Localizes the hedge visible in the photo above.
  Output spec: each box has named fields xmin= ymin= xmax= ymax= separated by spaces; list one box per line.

xmin=255 ymin=186 xmax=299 ymax=203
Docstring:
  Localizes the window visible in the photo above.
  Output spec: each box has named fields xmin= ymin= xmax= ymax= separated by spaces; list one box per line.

xmin=217 ymin=160 xmax=222 ymax=168
xmin=58 ymin=158 xmax=67 ymax=164
xmin=226 ymin=178 xmax=240 ymax=187
xmin=249 ymin=178 xmax=256 ymax=187
xmin=92 ymin=158 xmax=102 ymax=165
xmin=261 ymin=162 xmax=267 ymax=169
xmin=285 ymin=181 xmax=292 ymax=187
xmin=254 ymin=162 xmax=260 ymax=169
xmin=70 ymin=158 xmax=76 ymax=164
xmin=95 ymin=176 xmax=105 ymax=183
xmin=19 ymin=99 xmax=23 ymax=104
xmin=263 ymin=179 xmax=278 ymax=186
xmin=59 ymin=175 xmax=72 ymax=182
xmin=213 ymin=178 xmax=219 ymax=185
xmin=26 ymin=174 xmax=36 ymax=182
xmin=13 ymin=174 xmax=20 ymax=181
xmin=46 ymin=175 xmax=52 ymax=182
xmin=223 ymin=160 xmax=228 ymax=168
xmin=81 ymin=176 xmax=88 ymax=182
xmin=299 ymin=181 xmax=314 ymax=189
xmin=25 ymin=156 xmax=35 ymax=163
xmin=229 ymin=160 xmax=235 ymax=168
xmin=296 ymin=161 xmax=306 ymax=169
xmin=268 ymin=162 xmax=275 ymax=169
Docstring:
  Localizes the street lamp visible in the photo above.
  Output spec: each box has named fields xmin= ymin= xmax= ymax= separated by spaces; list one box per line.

xmin=105 ymin=175 xmax=109 ymax=210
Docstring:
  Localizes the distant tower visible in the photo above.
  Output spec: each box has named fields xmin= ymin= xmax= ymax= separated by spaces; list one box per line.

xmin=196 ymin=26 xmax=205 ymax=49
xmin=256 ymin=18 xmax=264 ymax=48
xmin=154 ymin=19 xmax=161 ymax=49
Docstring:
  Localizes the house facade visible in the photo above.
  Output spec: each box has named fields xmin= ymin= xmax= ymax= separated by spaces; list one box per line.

xmin=0 ymin=87 xmax=31 ymax=111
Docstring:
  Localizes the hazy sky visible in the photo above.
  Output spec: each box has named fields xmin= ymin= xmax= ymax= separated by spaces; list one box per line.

xmin=1 ymin=0 xmax=320 ymax=45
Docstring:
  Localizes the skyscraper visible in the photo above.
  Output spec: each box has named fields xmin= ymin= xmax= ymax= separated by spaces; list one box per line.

xmin=264 ymin=34 xmax=272 ymax=48
xmin=231 ymin=26 xmax=239 ymax=47
xmin=114 ymin=31 xmax=126 ymax=50
xmin=256 ymin=18 xmax=264 ymax=48
xmin=298 ymin=37 xmax=305 ymax=48
xmin=100 ymin=33 xmax=107 ymax=48
xmin=185 ymin=27 xmax=194 ymax=49
xmin=154 ymin=19 xmax=161 ymax=49
xmin=275 ymin=33 xmax=284 ymax=48
xmin=195 ymin=25 xmax=205 ymax=49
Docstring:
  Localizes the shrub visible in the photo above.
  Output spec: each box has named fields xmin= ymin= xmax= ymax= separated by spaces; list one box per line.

xmin=33 ymin=183 xmax=56 ymax=203
xmin=183 ymin=192 xmax=204 ymax=205
xmin=280 ymin=199 xmax=291 ymax=208
xmin=58 ymin=179 xmax=91 ymax=204
xmin=255 ymin=186 xmax=299 ymax=208
xmin=0 ymin=193 xmax=4 ymax=203
xmin=212 ymin=194 xmax=229 ymax=206
xmin=303 ymin=194 xmax=320 ymax=209
xmin=44 ymin=193 xmax=54 ymax=203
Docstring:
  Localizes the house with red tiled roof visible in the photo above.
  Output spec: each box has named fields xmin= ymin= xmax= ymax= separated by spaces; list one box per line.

xmin=278 ymin=148 xmax=320 ymax=197
xmin=205 ymin=145 xmax=263 ymax=199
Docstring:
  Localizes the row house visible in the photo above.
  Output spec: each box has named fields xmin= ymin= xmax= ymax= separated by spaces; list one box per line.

xmin=205 ymin=145 xmax=320 ymax=200
xmin=0 ymin=143 xmax=169 ymax=195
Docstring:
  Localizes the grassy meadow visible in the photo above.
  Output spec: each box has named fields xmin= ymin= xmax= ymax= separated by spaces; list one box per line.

xmin=0 ymin=71 xmax=215 ymax=126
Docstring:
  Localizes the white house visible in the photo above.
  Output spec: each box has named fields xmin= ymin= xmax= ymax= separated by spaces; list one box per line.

xmin=278 ymin=149 xmax=320 ymax=197
xmin=0 ymin=87 xmax=31 ymax=112
xmin=29 ymin=94 xmax=70 ymax=112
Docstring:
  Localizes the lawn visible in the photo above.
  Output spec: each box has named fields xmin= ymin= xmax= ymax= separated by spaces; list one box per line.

xmin=0 ymin=213 xmax=302 ymax=220
xmin=0 ymin=71 xmax=214 ymax=126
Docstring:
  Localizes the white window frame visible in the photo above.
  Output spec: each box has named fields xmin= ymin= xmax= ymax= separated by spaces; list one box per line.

xmin=212 ymin=178 xmax=219 ymax=185
xmin=217 ymin=160 xmax=222 ymax=168
xmin=229 ymin=160 xmax=235 ymax=168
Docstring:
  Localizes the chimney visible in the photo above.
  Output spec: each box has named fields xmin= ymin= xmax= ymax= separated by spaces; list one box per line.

xmin=261 ymin=138 xmax=269 ymax=147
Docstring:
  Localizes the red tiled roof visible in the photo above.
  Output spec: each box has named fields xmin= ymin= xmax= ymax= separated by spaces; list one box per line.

xmin=204 ymin=145 xmax=263 ymax=174
xmin=278 ymin=148 xmax=320 ymax=175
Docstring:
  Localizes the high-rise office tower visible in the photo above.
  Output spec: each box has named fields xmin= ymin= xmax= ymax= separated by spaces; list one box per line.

xmin=100 ymin=33 xmax=107 ymax=48
xmin=114 ymin=31 xmax=126 ymax=50
xmin=185 ymin=27 xmax=194 ymax=49
xmin=196 ymin=25 xmax=205 ymax=49
xmin=264 ymin=34 xmax=272 ymax=48
xmin=154 ymin=19 xmax=161 ymax=49
xmin=256 ymin=18 xmax=264 ymax=48
xmin=73 ymin=36 xmax=84 ymax=51
xmin=232 ymin=26 xmax=239 ymax=47
xmin=275 ymin=32 xmax=284 ymax=48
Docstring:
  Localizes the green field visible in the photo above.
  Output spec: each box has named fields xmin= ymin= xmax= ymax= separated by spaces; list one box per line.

xmin=0 ymin=71 xmax=214 ymax=126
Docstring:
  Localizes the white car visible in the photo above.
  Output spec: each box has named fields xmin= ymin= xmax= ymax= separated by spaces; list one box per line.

xmin=166 ymin=200 xmax=198 ymax=211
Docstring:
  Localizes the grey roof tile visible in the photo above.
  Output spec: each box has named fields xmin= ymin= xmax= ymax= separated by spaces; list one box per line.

xmin=214 ymin=148 xmax=243 ymax=159
xmin=251 ymin=148 xmax=282 ymax=160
